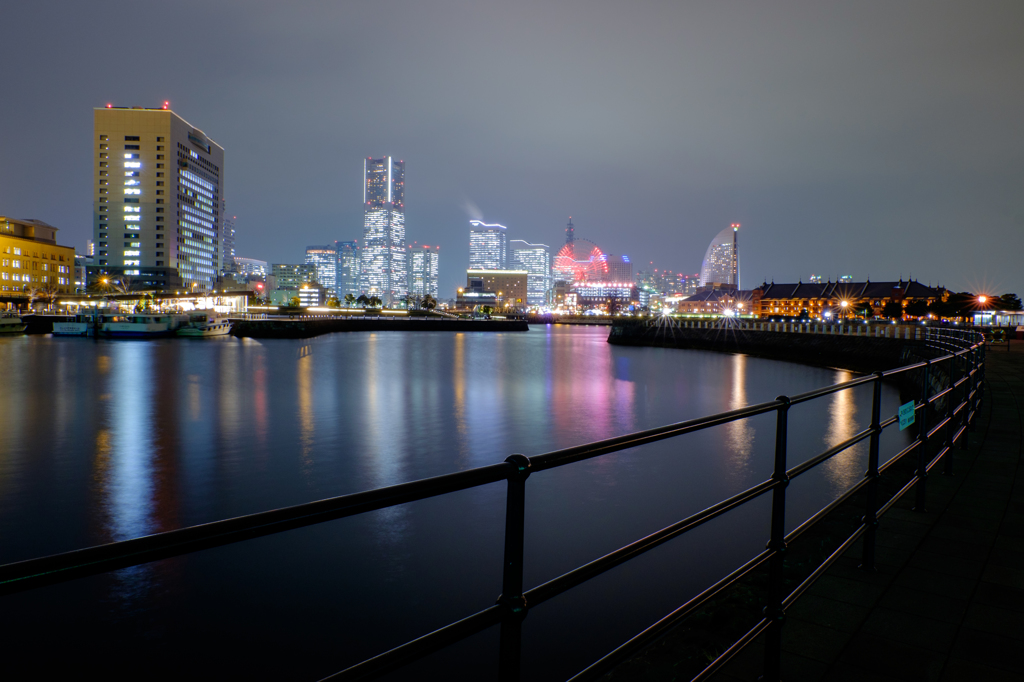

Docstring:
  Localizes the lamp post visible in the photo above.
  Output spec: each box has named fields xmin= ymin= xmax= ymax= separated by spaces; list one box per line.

xmin=840 ymin=300 xmax=848 ymax=322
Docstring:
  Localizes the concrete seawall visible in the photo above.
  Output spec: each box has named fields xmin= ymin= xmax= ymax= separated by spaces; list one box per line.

xmin=232 ymin=316 xmax=529 ymax=339
xmin=607 ymin=320 xmax=936 ymax=372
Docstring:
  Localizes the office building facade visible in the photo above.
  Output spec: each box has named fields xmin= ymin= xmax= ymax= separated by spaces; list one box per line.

xmin=509 ymin=239 xmax=550 ymax=306
xmin=469 ymin=221 xmax=507 ymax=270
xmin=360 ymin=157 xmax=406 ymax=305
xmin=234 ymin=257 xmax=268 ymax=278
xmin=335 ymin=240 xmax=361 ymax=297
xmin=408 ymin=244 xmax=439 ymax=299
xmin=305 ymin=244 xmax=338 ymax=296
xmin=221 ymin=212 xmax=236 ymax=273
xmin=93 ymin=105 xmax=224 ymax=291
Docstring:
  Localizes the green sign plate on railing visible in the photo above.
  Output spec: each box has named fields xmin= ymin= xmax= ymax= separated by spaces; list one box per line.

xmin=898 ymin=401 xmax=916 ymax=430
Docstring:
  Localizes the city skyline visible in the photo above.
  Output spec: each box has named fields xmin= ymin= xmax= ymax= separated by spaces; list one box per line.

xmin=1 ymin=1 xmax=1021 ymax=300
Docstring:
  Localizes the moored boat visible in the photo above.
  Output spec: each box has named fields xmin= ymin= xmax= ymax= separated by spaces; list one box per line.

xmin=52 ymin=313 xmax=98 ymax=337
xmin=176 ymin=311 xmax=233 ymax=337
xmin=0 ymin=313 xmax=27 ymax=335
xmin=98 ymin=313 xmax=189 ymax=338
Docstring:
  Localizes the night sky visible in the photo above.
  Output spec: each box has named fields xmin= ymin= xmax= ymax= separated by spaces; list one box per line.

xmin=2 ymin=0 xmax=1021 ymax=299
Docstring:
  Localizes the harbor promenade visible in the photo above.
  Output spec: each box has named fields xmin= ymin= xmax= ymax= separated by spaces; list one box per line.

xmin=708 ymin=343 xmax=1023 ymax=681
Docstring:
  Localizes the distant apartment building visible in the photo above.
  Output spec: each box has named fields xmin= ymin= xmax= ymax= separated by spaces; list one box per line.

xmin=234 ymin=257 xmax=268 ymax=278
xmin=509 ymin=239 xmax=550 ymax=306
xmin=603 ymin=254 xmax=632 ymax=284
xmin=408 ymin=244 xmax=439 ymax=299
xmin=305 ymin=245 xmax=338 ymax=295
xmin=271 ymin=263 xmax=317 ymax=289
xmin=360 ymin=157 xmax=406 ymax=304
xmin=221 ymin=212 xmax=236 ymax=273
xmin=0 ymin=217 xmax=76 ymax=301
xmin=335 ymin=240 xmax=361 ymax=297
xmin=469 ymin=221 xmax=507 ymax=270
xmin=92 ymin=105 xmax=224 ymax=291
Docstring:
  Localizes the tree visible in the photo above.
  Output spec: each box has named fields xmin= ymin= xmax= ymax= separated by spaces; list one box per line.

xmin=289 ymin=296 xmax=300 ymax=307
xmin=326 ymin=297 xmax=340 ymax=308
xmin=857 ymin=300 xmax=873 ymax=318
xmin=881 ymin=300 xmax=903 ymax=320
xmin=480 ymin=305 xmax=494 ymax=316
xmin=369 ymin=295 xmax=382 ymax=308
xmin=344 ymin=294 xmax=356 ymax=308
xmin=421 ymin=294 xmax=437 ymax=311
xmin=904 ymin=299 xmax=929 ymax=318
xmin=356 ymin=294 xmax=370 ymax=308
xmin=996 ymin=293 xmax=1023 ymax=311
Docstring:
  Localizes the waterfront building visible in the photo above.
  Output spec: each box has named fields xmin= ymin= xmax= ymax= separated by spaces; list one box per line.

xmin=469 ymin=221 xmax=507 ymax=270
xmin=757 ymin=279 xmax=947 ymax=319
xmin=407 ymin=244 xmax=439 ymax=300
xmin=464 ymin=269 xmax=528 ymax=310
xmin=360 ymin=157 xmax=406 ymax=305
xmin=271 ymin=263 xmax=317 ymax=290
xmin=509 ymin=240 xmax=550 ymax=306
xmin=298 ymin=282 xmax=327 ymax=307
xmin=675 ymin=287 xmax=762 ymax=316
xmin=571 ymin=281 xmax=640 ymax=311
xmin=335 ymin=240 xmax=361 ymax=297
xmin=699 ymin=224 xmax=740 ymax=288
xmin=93 ymin=105 xmax=224 ymax=291
xmin=234 ymin=257 xmax=268 ymax=278
xmin=0 ymin=217 xmax=76 ymax=301
xmin=305 ymin=245 xmax=338 ymax=295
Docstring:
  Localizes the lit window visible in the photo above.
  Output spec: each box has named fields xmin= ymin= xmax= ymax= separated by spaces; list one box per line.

xmin=124 ymin=162 xmax=141 ymax=168
xmin=125 ymin=216 xmax=141 ymax=222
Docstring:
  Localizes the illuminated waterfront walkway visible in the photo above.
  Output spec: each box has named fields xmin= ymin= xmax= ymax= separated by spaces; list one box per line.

xmin=712 ymin=345 xmax=1024 ymax=681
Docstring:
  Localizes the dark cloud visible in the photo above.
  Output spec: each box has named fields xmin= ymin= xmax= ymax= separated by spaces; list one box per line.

xmin=1 ymin=0 xmax=1021 ymax=296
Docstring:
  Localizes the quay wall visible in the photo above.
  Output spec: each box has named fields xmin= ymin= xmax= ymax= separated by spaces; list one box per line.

xmin=232 ymin=316 xmax=528 ymax=339
xmin=607 ymin=319 xmax=940 ymax=373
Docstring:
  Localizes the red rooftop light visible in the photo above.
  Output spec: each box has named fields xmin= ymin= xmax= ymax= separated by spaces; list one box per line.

xmin=106 ymin=103 xmax=112 ymax=108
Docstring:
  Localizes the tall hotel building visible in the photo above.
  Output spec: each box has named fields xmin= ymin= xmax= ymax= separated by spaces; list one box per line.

xmin=510 ymin=240 xmax=551 ymax=306
xmin=360 ymin=157 xmax=406 ymax=305
xmin=469 ymin=221 xmax=507 ymax=270
xmin=699 ymin=224 xmax=740 ymax=288
xmin=408 ymin=244 xmax=440 ymax=299
xmin=93 ymin=106 xmax=224 ymax=291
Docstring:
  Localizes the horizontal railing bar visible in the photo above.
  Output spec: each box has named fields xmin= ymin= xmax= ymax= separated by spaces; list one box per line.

xmin=953 ymin=425 xmax=967 ymax=446
xmin=0 ymin=461 xmax=515 ymax=595
xmin=787 ymin=427 xmax=874 ymax=480
xmin=877 ymin=475 xmax=919 ymax=518
xmin=530 ymin=401 xmax=782 ymax=472
xmin=880 ymin=360 xmax=928 ymax=377
xmin=782 ymin=524 xmax=866 ymax=608
xmin=787 ymin=374 xmax=877 ymax=406
xmin=784 ymin=476 xmax=871 ymax=544
xmin=928 ymin=386 xmax=953 ymax=404
xmin=926 ymin=446 xmax=951 ymax=473
xmin=878 ymin=440 xmax=920 ymax=475
xmin=880 ymin=414 xmax=899 ymax=429
xmin=565 ymin=550 xmax=772 ymax=682
xmin=524 ymin=479 xmax=778 ymax=608
xmin=928 ymin=417 xmax=951 ymax=440
xmin=690 ymin=618 xmax=771 ymax=682
xmin=322 ymin=605 xmax=504 ymax=681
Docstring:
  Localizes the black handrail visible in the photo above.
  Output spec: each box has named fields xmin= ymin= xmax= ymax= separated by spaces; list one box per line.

xmin=0 ymin=326 xmax=985 ymax=681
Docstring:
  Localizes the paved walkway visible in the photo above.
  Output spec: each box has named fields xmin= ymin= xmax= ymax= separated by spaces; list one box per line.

xmin=712 ymin=343 xmax=1024 ymax=681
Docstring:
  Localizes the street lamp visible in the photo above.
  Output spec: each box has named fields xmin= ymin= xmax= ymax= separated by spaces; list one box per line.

xmin=840 ymin=300 xmax=848 ymax=321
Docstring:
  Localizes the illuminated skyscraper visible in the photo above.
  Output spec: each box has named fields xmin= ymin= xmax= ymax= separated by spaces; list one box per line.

xmin=93 ymin=104 xmax=224 ymax=290
xmin=469 ymin=221 xmax=507 ymax=270
xmin=407 ymin=244 xmax=440 ymax=299
xmin=359 ymin=156 xmax=406 ymax=304
xmin=699 ymin=224 xmax=740 ymax=288
xmin=221 ymin=211 xmax=236 ymax=274
xmin=305 ymin=244 xmax=338 ymax=296
xmin=510 ymin=239 xmax=550 ymax=306
xmin=335 ymin=240 xmax=361 ymax=297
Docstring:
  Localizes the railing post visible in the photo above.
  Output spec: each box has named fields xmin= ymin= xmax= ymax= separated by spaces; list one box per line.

xmin=944 ymin=354 xmax=957 ymax=473
xmin=763 ymin=396 xmax=790 ymax=682
xmin=498 ymin=454 xmax=531 ymax=682
xmin=914 ymin=360 xmax=931 ymax=511
xmin=861 ymin=373 xmax=883 ymax=571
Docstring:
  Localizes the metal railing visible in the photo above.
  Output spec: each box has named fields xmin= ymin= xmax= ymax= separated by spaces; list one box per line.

xmin=0 ymin=327 xmax=985 ymax=681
